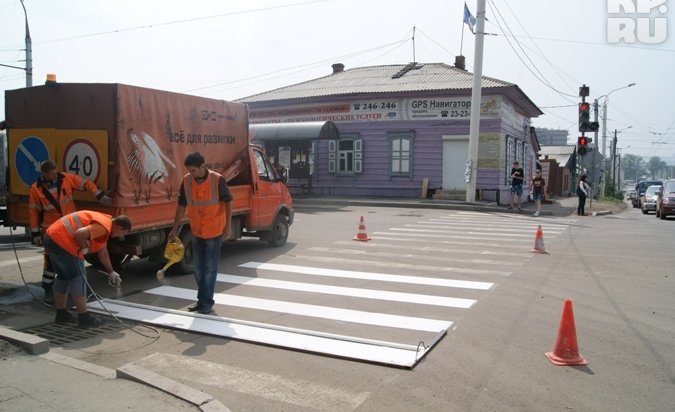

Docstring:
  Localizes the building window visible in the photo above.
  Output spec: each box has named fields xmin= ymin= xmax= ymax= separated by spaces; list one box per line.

xmin=389 ymin=133 xmax=413 ymax=176
xmin=328 ymin=135 xmax=362 ymax=174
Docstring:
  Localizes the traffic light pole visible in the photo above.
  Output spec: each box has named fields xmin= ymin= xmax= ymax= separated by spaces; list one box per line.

xmin=595 ymin=98 xmax=603 ymax=198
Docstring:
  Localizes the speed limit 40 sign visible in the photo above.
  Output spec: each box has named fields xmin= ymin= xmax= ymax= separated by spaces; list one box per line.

xmin=63 ymin=138 xmax=101 ymax=183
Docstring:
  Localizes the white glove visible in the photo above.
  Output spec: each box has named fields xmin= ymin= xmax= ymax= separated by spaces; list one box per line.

xmin=80 ymin=247 xmax=89 ymax=256
xmin=99 ymin=195 xmax=113 ymax=207
xmin=108 ymin=271 xmax=122 ymax=288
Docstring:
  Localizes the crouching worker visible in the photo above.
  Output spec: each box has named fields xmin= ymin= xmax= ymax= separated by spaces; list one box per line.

xmin=44 ymin=211 xmax=132 ymax=328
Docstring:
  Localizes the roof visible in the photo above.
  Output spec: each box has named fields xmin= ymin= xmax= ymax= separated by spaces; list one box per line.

xmin=540 ymin=145 xmax=576 ymax=167
xmin=238 ymin=63 xmax=515 ymax=102
xmin=539 ymin=145 xmax=576 ymax=156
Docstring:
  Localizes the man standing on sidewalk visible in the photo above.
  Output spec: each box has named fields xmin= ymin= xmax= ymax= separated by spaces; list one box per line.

xmin=530 ymin=169 xmax=547 ymax=217
xmin=169 ymin=152 xmax=232 ymax=315
xmin=44 ymin=211 xmax=131 ymax=328
xmin=508 ymin=161 xmax=524 ymax=210
xmin=29 ymin=160 xmax=113 ymax=304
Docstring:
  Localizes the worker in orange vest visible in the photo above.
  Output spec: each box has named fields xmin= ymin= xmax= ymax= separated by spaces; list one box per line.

xmin=169 ymin=152 xmax=232 ymax=315
xmin=29 ymin=160 xmax=112 ymax=304
xmin=44 ymin=211 xmax=131 ymax=328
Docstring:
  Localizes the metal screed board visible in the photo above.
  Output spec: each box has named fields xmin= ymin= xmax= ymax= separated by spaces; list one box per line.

xmin=88 ymin=299 xmax=445 ymax=368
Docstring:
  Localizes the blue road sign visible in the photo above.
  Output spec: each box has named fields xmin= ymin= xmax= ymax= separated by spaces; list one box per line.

xmin=15 ymin=136 xmax=49 ymax=186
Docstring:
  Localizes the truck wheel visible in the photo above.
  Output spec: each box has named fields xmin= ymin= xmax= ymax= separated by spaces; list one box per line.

xmin=168 ymin=230 xmax=195 ymax=275
xmin=268 ymin=214 xmax=289 ymax=247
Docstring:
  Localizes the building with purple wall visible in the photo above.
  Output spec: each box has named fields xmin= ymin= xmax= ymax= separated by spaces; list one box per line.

xmin=239 ymin=62 xmax=542 ymax=204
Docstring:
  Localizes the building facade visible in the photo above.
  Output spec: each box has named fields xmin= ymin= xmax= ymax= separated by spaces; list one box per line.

xmin=239 ymin=63 xmax=542 ymax=204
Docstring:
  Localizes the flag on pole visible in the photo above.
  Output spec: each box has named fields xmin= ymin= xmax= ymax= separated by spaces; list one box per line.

xmin=463 ymin=3 xmax=477 ymax=34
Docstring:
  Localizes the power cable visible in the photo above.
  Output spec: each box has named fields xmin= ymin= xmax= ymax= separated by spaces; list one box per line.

xmin=7 ymin=225 xmax=160 ymax=340
xmin=29 ymin=0 xmax=337 ymax=46
xmin=500 ymin=1 xmax=579 ymax=93
xmin=487 ymin=0 xmax=577 ymax=101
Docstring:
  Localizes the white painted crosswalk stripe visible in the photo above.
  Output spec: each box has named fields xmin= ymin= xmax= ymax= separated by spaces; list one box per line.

xmin=331 ymin=240 xmax=530 ymax=258
xmin=216 ymin=273 xmax=478 ymax=308
xmin=308 ymin=246 xmax=522 ymax=267
xmin=390 ymin=227 xmax=533 ymax=239
xmin=289 ymin=254 xmax=512 ymax=277
xmin=239 ymin=261 xmax=494 ymax=290
xmin=145 ymin=285 xmax=453 ymax=332
xmin=371 ymin=231 xmax=531 ymax=250
xmin=409 ymin=222 xmax=564 ymax=235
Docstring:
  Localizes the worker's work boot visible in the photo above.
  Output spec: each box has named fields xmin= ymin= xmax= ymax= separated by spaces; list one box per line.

xmin=77 ymin=312 xmax=104 ymax=329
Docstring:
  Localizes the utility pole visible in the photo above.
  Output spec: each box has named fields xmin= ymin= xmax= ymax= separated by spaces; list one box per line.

xmin=465 ymin=0 xmax=486 ymax=203
xmin=611 ymin=129 xmax=618 ymax=197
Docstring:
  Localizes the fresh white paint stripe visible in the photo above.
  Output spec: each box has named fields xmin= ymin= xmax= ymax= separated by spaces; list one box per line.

xmin=417 ymin=220 xmax=567 ymax=231
xmin=308 ymin=246 xmax=521 ymax=267
xmin=289 ymin=254 xmax=511 ymax=277
xmin=332 ymin=240 xmax=530 ymax=258
xmin=88 ymin=299 xmax=442 ymax=368
xmin=0 ymin=255 xmax=43 ymax=267
xmin=450 ymin=212 xmax=577 ymax=225
xmin=428 ymin=218 xmax=570 ymax=230
xmin=135 ymin=352 xmax=371 ymax=411
xmin=145 ymin=285 xmax=453 ymax=332
xmin=239 ymin=261 xmax=494 ymax=290
xmin=390 ymin=227 xmax=532 ymax=238
xmin=371 ymin=232 xmax=530 ymax=250
xmin=216 ymin=273 xmax=477 ymax=308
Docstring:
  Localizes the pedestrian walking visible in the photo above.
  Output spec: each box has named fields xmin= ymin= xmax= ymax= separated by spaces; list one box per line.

xmin=169 ymin=152 xmax=233 ymax=315
xmin=29 ymin=160 xmax=113 ymax=304
xmin=508 ymin=161 xmax=524 ymax=210
xmin=45 ymin=211 xmax=131 ymax=328
xmin=577 ymin=175 xmax=589 ymax=216
xmin=530 ymin=169 xmax=547 ymax=217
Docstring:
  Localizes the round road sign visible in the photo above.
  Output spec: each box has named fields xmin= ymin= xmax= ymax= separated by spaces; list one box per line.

xmin=15 ymin=136 xmax=49 ymax=186
xmin=63 ymin=139 xmax=101 ymax=183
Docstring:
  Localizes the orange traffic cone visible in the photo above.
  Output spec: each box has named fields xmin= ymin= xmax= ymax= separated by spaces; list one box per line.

xmin=353 ymin=216 xmax=371 ymax=242
xmin=545 ymin=299 xmax=588 ymax=366
xmin=530 ymin=225 xmax=548 ymax=254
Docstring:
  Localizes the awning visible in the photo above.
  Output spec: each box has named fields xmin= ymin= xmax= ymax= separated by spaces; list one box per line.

xmin=250 ymin=121 xmax=340 ymax=141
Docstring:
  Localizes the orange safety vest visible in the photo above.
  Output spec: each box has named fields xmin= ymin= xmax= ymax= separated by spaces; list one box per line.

xmin=46 ymin=211 xmax=112 ymax=257
xmin=184 ymin=170 xmax=226 ymax=239
xmin=28 ymin=172 xmax=102 ymax=234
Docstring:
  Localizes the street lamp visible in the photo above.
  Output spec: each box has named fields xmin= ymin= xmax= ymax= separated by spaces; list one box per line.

xmin=20 ymin=0 xmax=32 ymax=87
xmin=598 ymin=83 xmax=636 ymax=157
xmin=0 ymin=1 xmax=32 ymax=86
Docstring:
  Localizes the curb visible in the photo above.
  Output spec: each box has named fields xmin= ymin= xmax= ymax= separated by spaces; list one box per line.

xmin=0 ymin=326 xmax=49 ymax=354
xmin=118 ymin=362 xmax=232 ymax=412
xmin=1 ymin=326 xmax=230 ymax=411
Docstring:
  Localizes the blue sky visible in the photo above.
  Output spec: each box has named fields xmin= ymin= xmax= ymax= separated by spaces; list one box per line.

xmin=2 ymin=0 xmax=673 ymax=161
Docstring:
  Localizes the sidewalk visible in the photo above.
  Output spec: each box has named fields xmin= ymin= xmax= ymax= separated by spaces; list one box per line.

xmin=291 ymin=193 xmax=627 ymax=217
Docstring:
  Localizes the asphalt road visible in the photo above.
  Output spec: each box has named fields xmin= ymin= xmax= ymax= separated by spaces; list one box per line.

xmin=1 ymin=203 xmax=674 ymax=411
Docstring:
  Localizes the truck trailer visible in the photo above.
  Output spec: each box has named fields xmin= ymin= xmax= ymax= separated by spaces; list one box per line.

xmin=3 ymin=82 xmax=294 ymax=274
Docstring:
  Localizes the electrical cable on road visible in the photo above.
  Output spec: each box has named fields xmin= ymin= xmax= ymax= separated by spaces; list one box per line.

xmin=7 ymin=225 xmax=161 ymax=340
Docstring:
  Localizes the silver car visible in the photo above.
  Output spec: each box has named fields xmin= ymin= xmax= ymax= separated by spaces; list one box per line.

xmin=641 ymin=185 xmax=660 ymax=214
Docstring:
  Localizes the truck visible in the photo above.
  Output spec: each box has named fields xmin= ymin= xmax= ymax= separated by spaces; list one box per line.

xmin=3 ymin=82 xmax=294 ymax=274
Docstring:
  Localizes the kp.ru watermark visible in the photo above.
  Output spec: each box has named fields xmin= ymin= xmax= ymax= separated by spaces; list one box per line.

xmin=607 ymin=0 xmax=669 ymax=44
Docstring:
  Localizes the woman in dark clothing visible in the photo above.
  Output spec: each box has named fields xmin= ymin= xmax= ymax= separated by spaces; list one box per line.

xmin=577 ymin=175 xmax=589 ymax=216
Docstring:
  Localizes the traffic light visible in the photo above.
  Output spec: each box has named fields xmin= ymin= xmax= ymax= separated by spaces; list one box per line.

xmin=577 ymin=136 xmax=588 ymax=156
xmin=578 ymin=101 xmax=600 ymax=132
xmin=578 ymin=102 xmax=591 ymax=132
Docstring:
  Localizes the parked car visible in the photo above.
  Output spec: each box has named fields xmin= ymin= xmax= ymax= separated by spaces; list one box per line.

xmin=635 ymin=180 xmax=663 ymax=208
xmin=656 ymin=179 xmax=675 ymax=220
xmin=641 ymin=185 xmax=660 ymax=214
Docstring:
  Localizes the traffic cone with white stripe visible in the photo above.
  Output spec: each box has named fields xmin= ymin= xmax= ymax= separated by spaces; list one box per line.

xmin=530 ymin=225 xmax=547 ymax=254
xmin=353 ymin=216 xmax=371 ymax=242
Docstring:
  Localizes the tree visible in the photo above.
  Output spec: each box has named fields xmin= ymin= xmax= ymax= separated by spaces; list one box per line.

xmin=622 ymin=154 xmax=645 ymax=181
xmin=647 ymin=156 xmax=668 ymax=179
